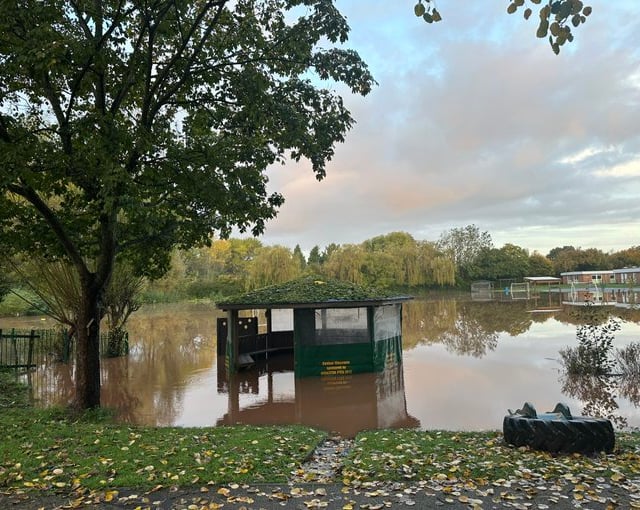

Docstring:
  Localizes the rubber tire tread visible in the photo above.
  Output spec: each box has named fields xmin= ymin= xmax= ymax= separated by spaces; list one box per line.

xmin=503 ymin=415 xmax=614 ymax=454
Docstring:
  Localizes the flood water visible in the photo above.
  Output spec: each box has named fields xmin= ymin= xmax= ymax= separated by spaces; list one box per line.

xmin=4 ymin=293 xmax=640 ymax=436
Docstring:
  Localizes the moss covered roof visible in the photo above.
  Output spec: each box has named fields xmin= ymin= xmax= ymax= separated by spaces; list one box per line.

xmin=217 ymin=275 xmax=412 ymax=309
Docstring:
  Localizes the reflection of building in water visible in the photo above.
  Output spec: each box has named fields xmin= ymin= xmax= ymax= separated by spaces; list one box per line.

xmin=526 ymin=290 xmax=562 ymax=313
xmin=562 ymin=286 xmax=617 ymax=306
xmin=613 ymin=289 xmax=640 ymax=309
xmin=216 ymin=353 xmax=419 ymax=438
xmin=470 ymin=281 xmax=493 ymax=302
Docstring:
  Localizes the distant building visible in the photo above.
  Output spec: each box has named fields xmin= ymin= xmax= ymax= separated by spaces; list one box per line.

xmin=613 ymin=267 xmax=640 ymax=284
xmin=560 ymin=270 xmax=615 ymax=285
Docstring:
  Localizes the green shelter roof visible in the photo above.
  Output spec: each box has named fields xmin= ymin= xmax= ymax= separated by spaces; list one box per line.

xmin=217 ymin=275 xmax=412 ymax=310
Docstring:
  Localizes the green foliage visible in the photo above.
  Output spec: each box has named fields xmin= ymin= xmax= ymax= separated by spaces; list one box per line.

xmin=468 ymin=243 xmax=531 ymax=281
xmin=0 ymin=0 xmax=374 ymax=407
xmin=219 ymin=275 xmax=395 ymax=306
xmin=307 ymin=245 xmax=323 ymax=274
xmin=0 ymin=288 xmax=48 ymax=316
xmin=414 ymin=1 xmax=443 ymax=24
xmin=528 ymin=252 xmax=554 ymax=276
xmin=547 ymin=245 xmax=612 ymax=275
xmin=415 ymin=1 xmax=593 ymax=54
xmin=507 ymin=0 xmax=593 ymax=54
xmin=0 ymin=0 xmax=374 ymax=272
xmin=246 ymin=245 xmax=302 ymax=290
xmin=609 ymin=246 xmax=640 ymax=270
xmin=292 ymin=244 xmax=306 ymax=271
xmin=0 ymin=271 xmax=9 ymax=303
xmin=438 ymin=225 xmax=493 ymax=282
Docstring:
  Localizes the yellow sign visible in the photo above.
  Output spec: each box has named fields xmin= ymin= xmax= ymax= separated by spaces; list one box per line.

xmin=320 ymin=360 xmax=352 ymax=376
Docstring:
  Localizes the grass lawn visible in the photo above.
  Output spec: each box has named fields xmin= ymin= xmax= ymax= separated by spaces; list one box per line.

xmin=343 ymin=429 xmax=640 ymax=486
xmin=2 ymin=370 xmax=639 ymax=498
xmin=0 ymin=371 xmax=325 ymax=491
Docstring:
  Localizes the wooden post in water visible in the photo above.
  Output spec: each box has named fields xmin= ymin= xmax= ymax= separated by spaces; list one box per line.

xmin=226 ymin=309 xmax=239 ymax=373
xmin=265 ymin=309 xmax=272 ymax=360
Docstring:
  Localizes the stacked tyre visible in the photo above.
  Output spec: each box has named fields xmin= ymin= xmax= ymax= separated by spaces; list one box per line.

xmin=503 ymin=414 xmax=615 ymax=454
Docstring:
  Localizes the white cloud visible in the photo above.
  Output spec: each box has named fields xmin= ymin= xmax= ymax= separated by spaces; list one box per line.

xmin=594 ymin=157 xmax=640 ymax=178
xmin=560 ymin=146 xmax=615 ymax=165
xmin=257 ymin=1 xmax=640 ymax=254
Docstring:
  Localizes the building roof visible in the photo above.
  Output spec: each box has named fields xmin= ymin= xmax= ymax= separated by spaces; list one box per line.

xmin=216 ymin=275 xmax=413 ymax=310
xmin=524 ymin=276 xmax=561 ymax=283
xmin=560 ymin=270 xmax=614 ymax=276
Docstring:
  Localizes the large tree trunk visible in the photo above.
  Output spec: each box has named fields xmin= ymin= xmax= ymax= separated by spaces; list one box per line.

xmin=75 ymin=278 xmax=102 ymax=409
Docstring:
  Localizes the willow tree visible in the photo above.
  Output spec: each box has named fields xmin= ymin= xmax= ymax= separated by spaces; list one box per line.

xmin=246 ymin=245 xmax=301 ymax=290
xmin=0 ymin=0 xmax=373 ymax=409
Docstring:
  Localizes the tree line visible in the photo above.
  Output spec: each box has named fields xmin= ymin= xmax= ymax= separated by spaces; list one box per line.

xmin=3 ymin=224 xmax=638 ymax=315
xmin=140 ymin=225 xmax=640 ymax=300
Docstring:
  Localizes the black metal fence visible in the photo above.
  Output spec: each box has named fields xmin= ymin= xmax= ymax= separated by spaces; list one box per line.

xmin=0 ymin=328 xmax=128 ymax=369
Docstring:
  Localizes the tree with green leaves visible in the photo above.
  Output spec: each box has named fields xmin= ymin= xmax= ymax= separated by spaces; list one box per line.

xmin=414 ymin=0 xmax=593 ymax=54
xmin=437 ymin=225 xmax=493 ymax=281
xmin=609 ymin=246 xmax=640 ymax=270
xmin=307 ymin=245 xmax=323 ymax=273
xmin=528 ymin=251 xmax=554 ymax=276
xmin=468 ymin=243 xmax=531 ymax=281
xmin=0 ymin=264 xmax=10 ymax=303
xmin=246 ymin=245 xmax=301 ymax=290
xmin=293 ymin=244 xmax=306 ymax=271
xmin=547 ymin=246 xmax=611 ymax=274
xmin=324 ymin=244 xmax=365 ymax=285
xmin=0 ymin=0 xmax=373 ymax=409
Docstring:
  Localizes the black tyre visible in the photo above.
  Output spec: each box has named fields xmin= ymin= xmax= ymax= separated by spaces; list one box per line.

xmin=503 ymin=414 xmax=614 ymax=454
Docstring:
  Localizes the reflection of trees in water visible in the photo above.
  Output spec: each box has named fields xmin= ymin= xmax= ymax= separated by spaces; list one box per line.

xmin=30 ymin=304 xmax=223 ymax=426
xmin=554 ymin=304 xmax=640 ymax=328
xmin=118 ymin=305 xmax=222 ymax=425
xmin=28 ymin=360 xmax=75 ymax=407
xmin=403 ymin=298 xmax=533 ymax=357
xmin=561 ymin=373 xmax=628 ymax=429
xmin=559 ymin=306 xmax=640 ymax=430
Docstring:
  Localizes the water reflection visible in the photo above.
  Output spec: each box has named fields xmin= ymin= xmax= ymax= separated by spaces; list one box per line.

xmin=216 ymin=354 xmax=419 ymax=438
xmin=8 ymin=294 xmax=640 ymax=433
xmin=561 ymin=373 xmax=628 ymax=429
xmin=403 ymin=299 xmax=537 ymax=356
xmin=558 ymin=304 xmax=640 ymax=429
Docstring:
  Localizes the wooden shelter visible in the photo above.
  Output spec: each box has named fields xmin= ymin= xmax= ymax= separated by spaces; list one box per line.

xmin=216 ymin=276 xmax=412 ymax=376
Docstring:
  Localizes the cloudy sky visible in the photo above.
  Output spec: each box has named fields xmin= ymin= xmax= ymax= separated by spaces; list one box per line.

xmin=258 ymin=1 xmax=640 ymax=256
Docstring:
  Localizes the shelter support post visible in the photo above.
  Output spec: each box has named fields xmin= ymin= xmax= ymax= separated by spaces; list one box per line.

xmin=226 ymin=309 xmax=239 ymax=373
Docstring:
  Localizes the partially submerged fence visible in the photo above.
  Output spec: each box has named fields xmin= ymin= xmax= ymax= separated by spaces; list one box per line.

xmin=0 ymin=329 xmax=59 ymax=369
xmin=0 ymin=328 xmax=128 ymax=369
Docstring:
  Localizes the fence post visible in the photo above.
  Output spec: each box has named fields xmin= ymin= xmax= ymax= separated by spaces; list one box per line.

xmin=28 ymin=329 xmax=35 ymax=368
xmin=11 ymin=328 xmax=17 ymax=369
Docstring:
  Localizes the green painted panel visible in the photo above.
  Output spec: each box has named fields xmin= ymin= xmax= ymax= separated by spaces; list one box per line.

xmin=373 ymin=336 xmax=402 ymax=372
xmin=296 ymin=342 xmax=374 ymax=378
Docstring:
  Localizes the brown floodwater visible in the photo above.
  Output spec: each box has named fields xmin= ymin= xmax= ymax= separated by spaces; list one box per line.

xmin=5 ymin=294 xmax=640 ymax=436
